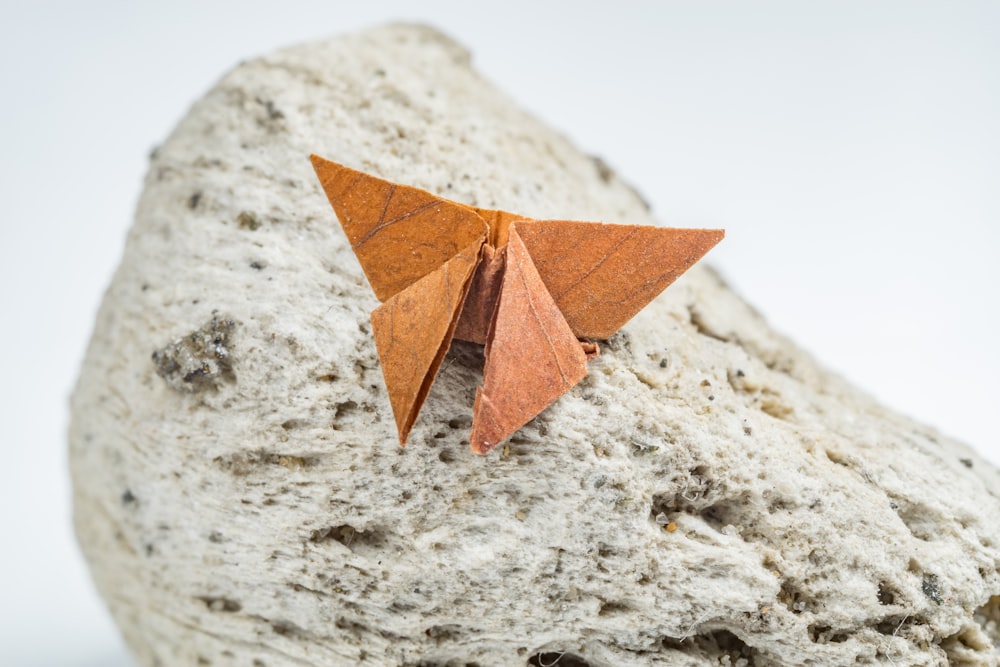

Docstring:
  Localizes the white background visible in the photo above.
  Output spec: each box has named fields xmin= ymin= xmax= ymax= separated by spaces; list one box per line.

xmin=1 ymin=2 xmax=996 ymax=665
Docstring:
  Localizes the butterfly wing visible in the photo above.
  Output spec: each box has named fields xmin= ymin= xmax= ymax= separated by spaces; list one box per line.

xmin=372 ymin=239 xmax=484 ymax=444
xmin=515 ymin=221 xmax=724 ymax=340
xmin=311 ymin=155 xmax=489 ymax=301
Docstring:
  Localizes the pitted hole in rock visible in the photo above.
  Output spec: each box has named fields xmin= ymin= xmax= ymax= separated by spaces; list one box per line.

xmin=334 ymin=615 xmax=368 ymax=634
xmin=424 ymin=624 xmax=463 ymax=642
xmin=946 ymin=595 xmax=1000 ymax=664
xmin=269 ymin=619 xmax=304 ymax=638
xmin=687 ymin=305 xmax=729 ymax=343
xmin=974 ymin=595 xmax=1000 ymax=644
xmin=650 ymin=466 xmax=716 ymax=517
xmin=823 ymin=447 xmax=851 ymax=468
xmin=196 ymin=596 xmax=241 ymax=613
xmin=597 ymin=600 xmax=632 ymax=616
xmin=661 ymin=629 xmax=757 ymax=663
xmin=309 ymin=524 xmax=386 ymax=554
xmin=448 ymin=416 xmax=472 ymax=431
xmin=758 ymin=394 xmax=794 ymax=421
xmin=892 ymin=498 xmax=941 ymax=542
xmin=877 ymin=581 xmax=900 ymax=605
xmin=778 ymin=579 xmax=815 ymax=615
xmin=603 ymin=329 xmax=633 ymax=354
xmin=527 ymin=652 xmax=592 ymax=667
xmin=941 ymin=622 xmax=996 ymax=661
xmin=808 ymin=623 xmax=850 ymax=644
xmin=214 ymin=449 xmax=318 ymax=475
xmin=875 ymin=615 xmax=912 ymax=637
xmin=333 ymin=400 xmax=358 ymax=421
xmin=699 ymin=496 xmax=752 ymax=534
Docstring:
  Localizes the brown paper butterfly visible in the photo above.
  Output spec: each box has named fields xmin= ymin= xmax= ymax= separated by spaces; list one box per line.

xmin=311 ymin=155 xmax=723 ymax=454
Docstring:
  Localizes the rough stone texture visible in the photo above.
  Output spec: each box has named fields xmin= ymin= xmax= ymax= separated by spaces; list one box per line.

xmin=70 ymin=23 xmax=1000 ymax=667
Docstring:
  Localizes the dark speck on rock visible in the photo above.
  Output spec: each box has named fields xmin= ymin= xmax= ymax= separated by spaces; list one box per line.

xmin=237 ymin=211 xmax=261 ymax=230
xmin=591 ymin=155 xmax=614 ymax=183
xmin=152 ymin=315 xmax=237 ymax=393
xmin=921 ymin=573 xmax=943 ymax=604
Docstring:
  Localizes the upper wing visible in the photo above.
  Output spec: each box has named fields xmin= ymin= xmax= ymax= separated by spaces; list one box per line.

xmin=310 ymin=155 xmax=489 ymax=301
xmin=514 ymin=221 xmax=724 ymax=340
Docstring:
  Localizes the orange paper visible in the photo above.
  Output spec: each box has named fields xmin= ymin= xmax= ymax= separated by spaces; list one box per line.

xmin=310 ymin=155 xmax=724 ymax=454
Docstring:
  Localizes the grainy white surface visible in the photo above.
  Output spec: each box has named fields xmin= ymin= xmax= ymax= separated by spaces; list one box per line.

xmin=69 ymin=24 xmax=999 ymax=667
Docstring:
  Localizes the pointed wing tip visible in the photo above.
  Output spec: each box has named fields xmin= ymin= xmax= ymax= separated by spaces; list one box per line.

xmin=309 ymin=154 xmax=357 ymax=184
xmin=308 ymin=152 xmax=326 ymax=168
xmin=468 ymin=426 xmax=492 ymax=456
xmin=469 ymin=388 xmax=501 ymax=455
xmin=395 ymin=418 xmax=414 ymax=449
xmin=695 ymin=227 xmax=726 ymax=254
xmin=655 ymin=226 xmax=725 ymax=260
xmin=680 ymin=226 xmax=725 ymax=243
xmin=469 ymin=438 xmax=497 ymax=456
xmin=695 ymin=227 xmax=726 ymax=249
xmin=309 ymin=153 xmax=340 ymax=178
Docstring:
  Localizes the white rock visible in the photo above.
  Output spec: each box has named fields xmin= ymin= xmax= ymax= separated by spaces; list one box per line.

xmin=70 ymin=23 xmax=1000 ymax=667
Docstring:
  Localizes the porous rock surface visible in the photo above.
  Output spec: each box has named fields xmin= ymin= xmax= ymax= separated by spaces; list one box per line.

xmin=70 ymin=23 xmax=1000 ymax=667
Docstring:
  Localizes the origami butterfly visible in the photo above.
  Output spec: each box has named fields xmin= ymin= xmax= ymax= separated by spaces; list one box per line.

xmin=310 ymin=155 xmax=723 ymax=454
